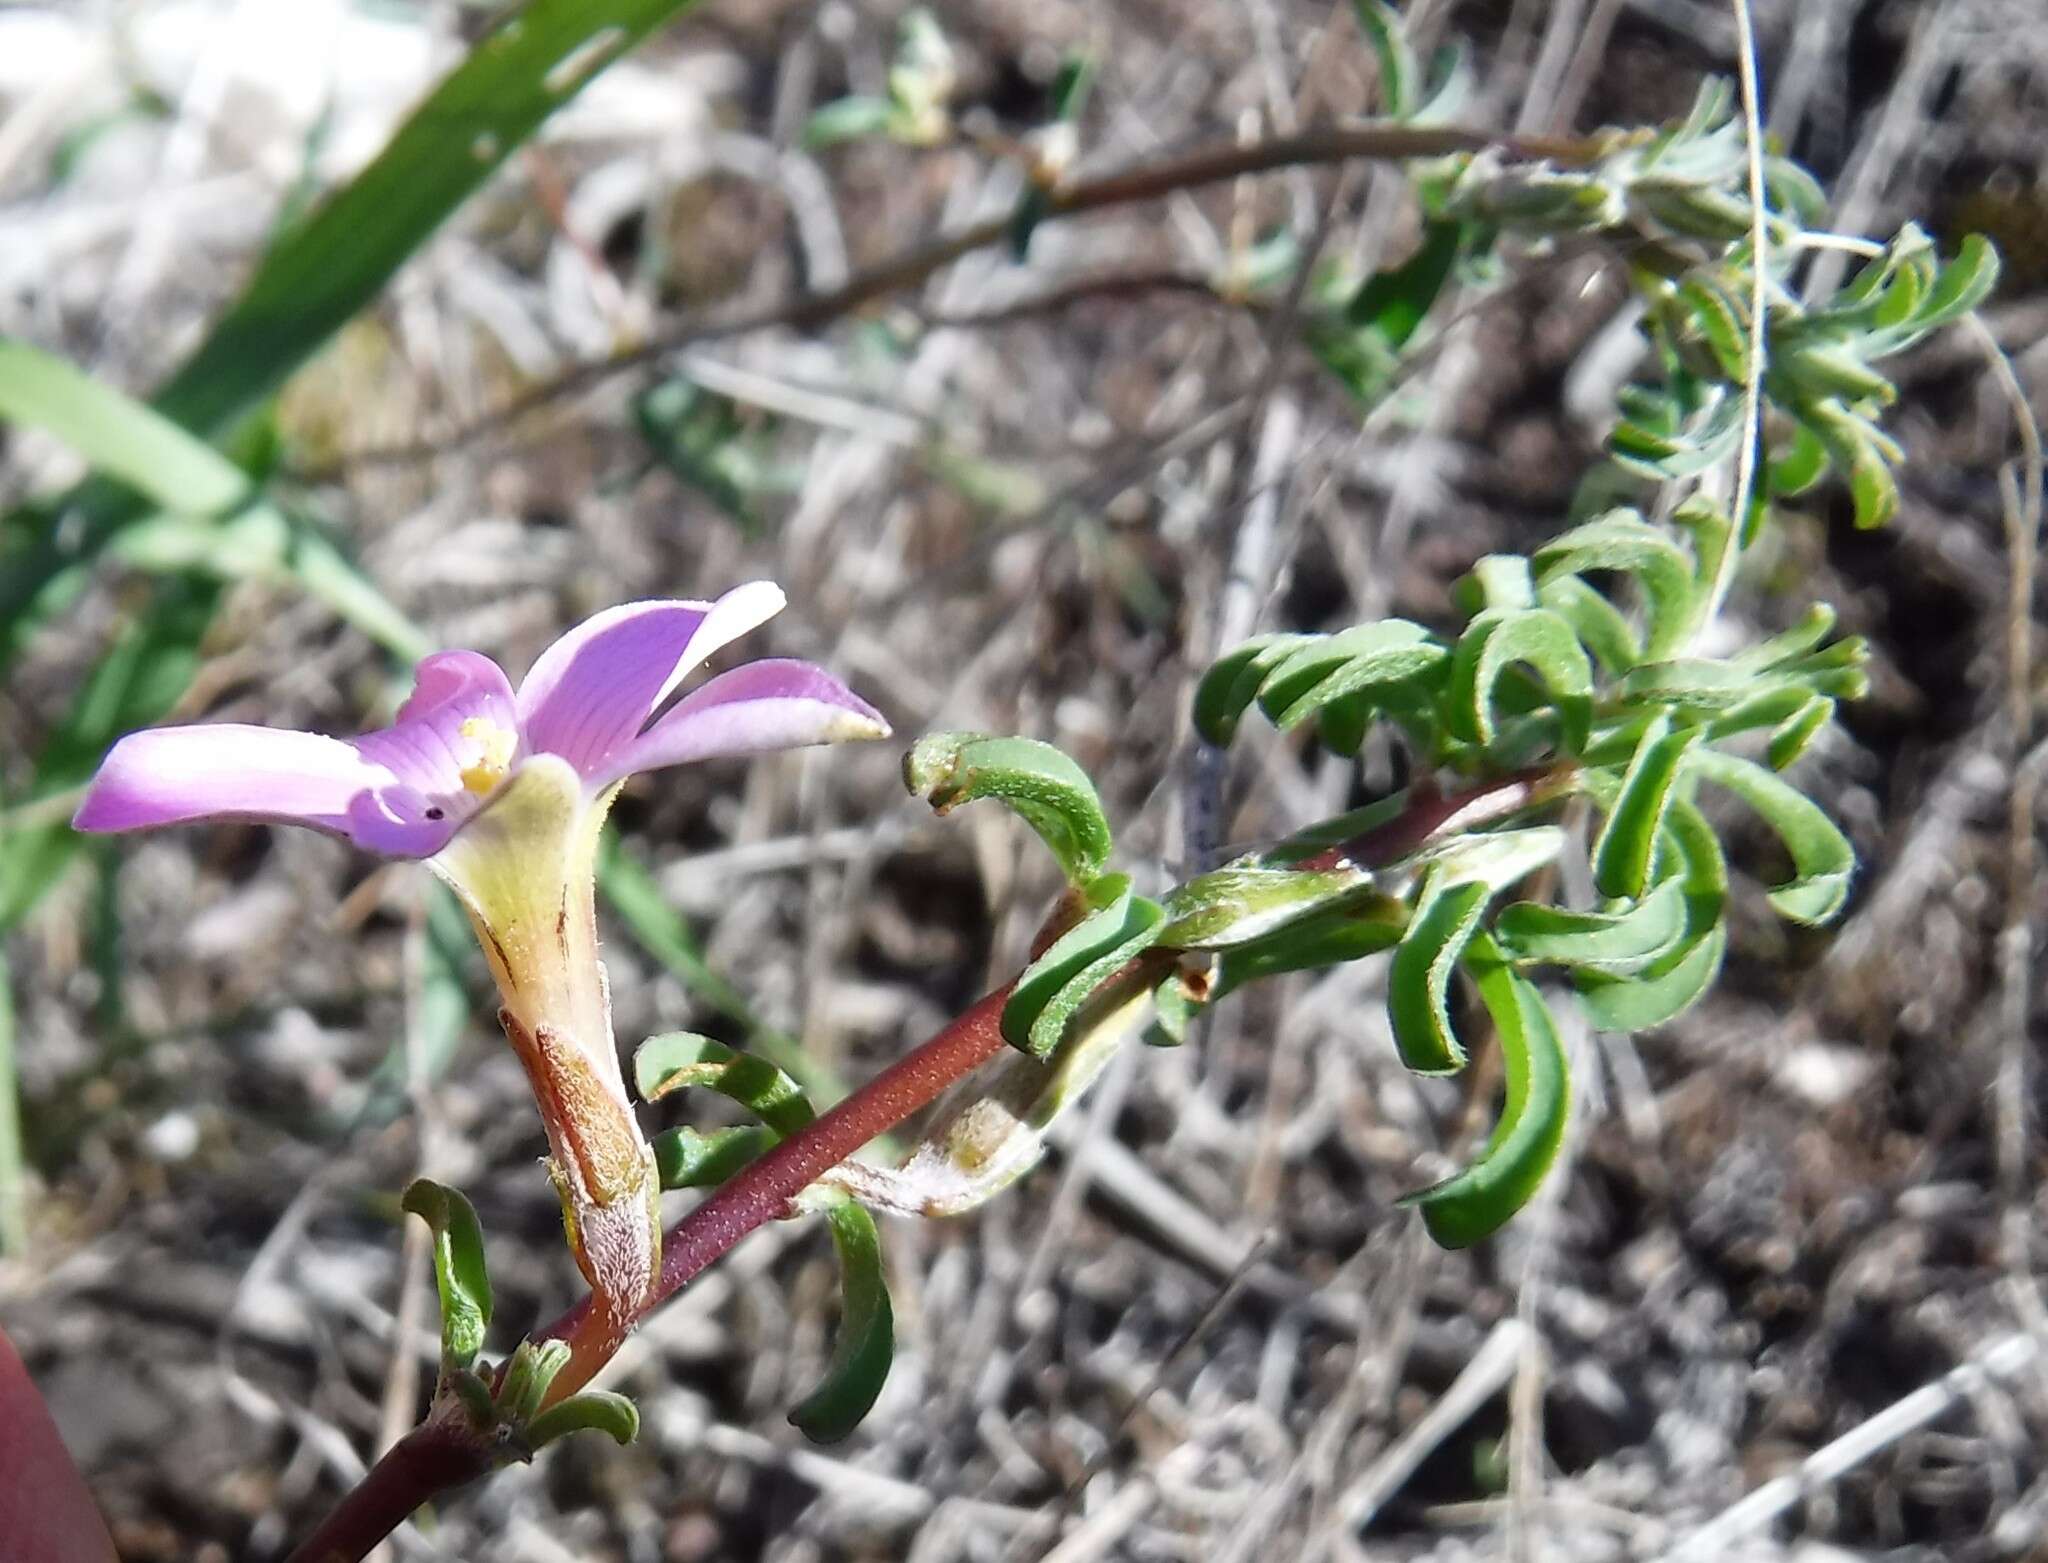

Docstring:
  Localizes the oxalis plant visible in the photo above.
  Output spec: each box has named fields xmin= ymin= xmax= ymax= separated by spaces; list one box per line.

xmin=8 ymin=3 xmax=2008 ymax=1560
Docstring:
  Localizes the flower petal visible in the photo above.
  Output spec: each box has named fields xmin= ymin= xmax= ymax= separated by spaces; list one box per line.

xmin=347 ymin=651 xmax=521 ymax=855
xmin=516 ymin=582 xmax=788 ymax=783
xmin=73 ymin=724 xmax=389 ymax=839
xmin=613 ymin=658 xmax=889 ymax=782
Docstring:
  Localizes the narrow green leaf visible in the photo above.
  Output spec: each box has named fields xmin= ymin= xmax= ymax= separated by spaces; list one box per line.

xmin=1494 ymin=878 xmax=1689 ymax=973
xmin=1009 ymin=882 xmax=1168 ymax=1059
xmin=1539 ymin=575 xmax=1641 ymax=676
xmin=1347 ymin=218 xmax=1463 ymax=349
xmin=1211 ymin=903 xmax=1405 ymax=999
xmin=1768 ymin=423 xmax=1830 ymax=496
xmin=1401 ymin=936 xmax=1569 ymax=1248
xmin=634 ymin=1033 xmax=816 ymax=1138
xmin=1911 ymin=234 xmax=2000 ymax=331
xmin=1351 ymin=0 xmax=1418 ymax=117
xmin=2 ymin=0 xmax=709 ymax=660
xmin=1156 ymin=863 xmax=1372 ymax=950
xmin=1615 ymin=657 xmax=1758 ymax=711
xmin=401 ymin=1179 xmax=493 ymax=1372
xmin=1459 ymin=555 xmax=1537 ymax=614
xmin=1256 ymin=621 xmax=1446 ymax=730
xmin=1783 ymin=344 xmax=1897 ymax=407
xmin=1387 ymin=872 xmax=1491 ymax=1074
xmin=1767 ymin=696 xmax=1836 ymax=771
xmin=1447 ymin=608 xmax=1594 ymax=751
xmin=1592 ymin=715 xmax=1701 ymax=899
xmin=1533 ymin=512 xmax=1701 ymax=660
xmin=802 ymin=96 xmax=898 ymax=149
xmin=790 ymin=1195 xmax=895 ymax=1444
xmin=1676 ymin=275 xmax=1750 ymax=383
xmin=653 ymin=1125 xmax=777 ymax=1191
xmin=525 ymin=1390 xmax=640 ymax=1450
xmin=903 ymin=732 xmax=1113 ymax=885
xmin=496 ymin=1339 xmax=572 ymax=1429
xmin=1193 ymin=634 xmax=1312 ymax=746
xmin=1735 ymin=603 xmax=1837 ymax=671
xmin=1688 ymin=749 xmax=1854 ymax=923
xmin=1414 ymin=826 xmax=1566 ymax=894
xmin=1574 ymin=800 xmax=1727 ymax=1031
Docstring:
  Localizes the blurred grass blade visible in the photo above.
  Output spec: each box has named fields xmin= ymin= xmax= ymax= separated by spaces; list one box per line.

xmin=0 ymin=960 xmax=24 ymax=1255
xmin=0 ymin=577 xmax=219 ymax=934
xmin=1 ymin=0 xmax=710 ymax=658
xmin=790 ymin=1193 xmax=895 ymax=1443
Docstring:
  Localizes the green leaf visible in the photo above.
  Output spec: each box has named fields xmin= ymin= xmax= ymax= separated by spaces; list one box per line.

xmin=1414 ymin=826 xmax=1566 ymax=894
xmin=1447 ymin=609 xmax=1594 ymax=751
xmin=790 ymin=1194 xmax=895 ymax=1444
xmin=1768 ymin=423 xmax=1830 ymax=496
xmin=1805 ymin=402 xmax=1900 ymax=530
xmin=1494 ymin=878 xmax=1689 ymax=973
xmin=1615 ymin=657 xmax=1759 ymax=711
xmin=1458 ymin=554 xmax=1537 ymax=614
xmin=1003 ymin=878 xmax=1166 ymax=1058
xmin=1347 ymin=218 xmax=1463 ymax=349
xmin=1781 ymin=344 xmax=1896 ymax=407
xmin=1767 ymin=696 xmax=1835 ymax=771
xmin=903 ymin=732 xmax=1113 ymax=885
xmin=1688 ymin=749 xmax=1853 ymax=924
xmin=1351 ymin=0 xmax=1419 ymax=117
xmin=1539 ymin=575 xmax=1641 ymax=676
xmin=1387 ymin=872 xmax=1491 ymax=1074
xmin=1591 ymin=715 xmax=1701 ymax=900
xmin=1676 ymin=275 xmax=1751 ymax=383
xmin=1533 ymin=512 xmax=1701 ymax=660
xmin=634 ymin=1033 xmax=816 ymax=1138
xmin=1910 ymin=233 xmax=2000 ymax=330
xmin=1157 ymin=864 xmax=1373 ymax=949
xmin=1735 ymin=603 xmax=1838 ymax=671
xmin=1211 ymin=902 xmax=1405 ymax=998
xmin=401 ymin=1180 xmax=493 ymax=1372
xmin=1573 ymin=800 xmax=1727 ymax=1031
xmin=1256 ymin=621 xmax=1447 ymax=730
xmin=496 ymin=1338 xmax=573 ymax=1428
xmin=653 ymin=1125 xmax=777 ymax=1191
xmin=524 ymin=1390 xmax=641 ymax=1450
xmin=1401 ymin=936 xmax=1569 ymax=1248
xmin=1193 ymin=634 xmax=1312 ymax=746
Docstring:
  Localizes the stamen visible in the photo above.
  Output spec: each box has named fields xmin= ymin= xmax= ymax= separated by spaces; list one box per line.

xmin=458 ymin=716 xmax=517 ymax=796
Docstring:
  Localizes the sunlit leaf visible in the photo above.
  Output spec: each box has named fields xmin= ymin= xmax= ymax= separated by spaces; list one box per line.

xmin=1591 ymin=715 xmax=1701 ymax=900
xmin=1447 ymin=608 xmax=1594 ymax=751
xmin=1574 ymin=800 xmax=1727 ymax=1031
xmin=1003 ymin=877 xmax=1165 ymax=1057
xmin=525 ymin=1390 xmax=640 ymax=1450
xmin=790 ymin=1194 xmax=895 ymax=1444
xmin=1533 ymin=511 xmax=1700 ymax=660
xmin=903 ymin=732 xmax=1113 ymax=885
xmin=1689 ymin=749 xmax=1853 ymax=923
xmin=634 ymin=1033 xmax=816 ymax=1137
xmin=1156 ymin=863 xmax=1372 ymax=950
xmin=1401 ymin=935 xmax=1569 ymax=1248
xmin=1194 ymin=634 xmax=1313 ymax=746
xmin=401 ymin=1180 xmax=493 ymax=1372
xmin=1387 ymin=872 xmax=1491 ymax=1074
xmin=1494 ymin=878 xmax=1689 ymax=974
xmin=652 ymin=1124 xmax=777 ymax=1191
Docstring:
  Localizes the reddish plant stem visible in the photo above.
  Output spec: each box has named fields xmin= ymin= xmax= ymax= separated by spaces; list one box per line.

xmin=286 ymin=763 xmax=1576 ymax=1561
xmin=283 ymin=984 xmax=1016 ymax=1563
xmin=283 ymin=1415 xmax=493 ymax=1563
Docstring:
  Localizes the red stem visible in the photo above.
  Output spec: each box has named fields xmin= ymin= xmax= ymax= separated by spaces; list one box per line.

xmin=285 ymin=761 xmax=1575 ymax=1561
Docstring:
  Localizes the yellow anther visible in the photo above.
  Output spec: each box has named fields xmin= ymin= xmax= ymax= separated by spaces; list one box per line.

xmin=458 ymin=717 xmax=517 ymax=796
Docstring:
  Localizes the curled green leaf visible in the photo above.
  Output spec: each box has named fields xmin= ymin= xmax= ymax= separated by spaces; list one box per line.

xmin=904 ymin=732 xmax=1113 ymax=884
xmin=1592 ymin=715 xmax=1702 ymax=900
xmin=1767 ymin=696 xmax=1836 ymax=771
xmin=653 ymin=1124 xmax=778 ymax=1191
xmin=1351 ymin=0 xmax=1418 ymax=117
xmin=525 ymin=1390 xmax=640 ymax=1451
xmin=1003 ymin=875 xmax=1167 ymax=1057
xmin=1688 ymin=749 xmax=1854 ymax=924
xmin=1387 ymin=871 xmax=1492 ymax=1074
xmin=634 ymin=1032 xmax=816 ymax=1137
xmin=1574 ymin=800 xmax=1727 ymax=1031
xmin=1495 ymin=877 xmax=1689 ymax=974
xmin=1533 ymin=512 xmax=1701 ymax=660
xmin=1401 ymin=936 xmax=1570 ymax=1248
xmin=401 ymin=1179 xmax=493 ymax=1373
xmin=1447 ymin=608 xmax=1594 ymax=753
xmin=1193 ymin=634 xmax=1312 ymax=746
xmin=496 ymin=1339 xmax=573 ymax=1430
xmin=790 ymin=1194 xmax=895 ymax=1444
xmin=1255 ymin=621 xmax=1447 ymax=731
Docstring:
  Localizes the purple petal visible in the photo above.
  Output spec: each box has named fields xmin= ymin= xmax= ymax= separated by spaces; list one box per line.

xmin=612 ymin=658 xmax=889 ymax=782
xmin=73 ymin=724 xmax=387 ymax=839
xmin=347 ymin=651 xmax=521 ymax=855
xmin=516 ymin=582 xmax=787 ymax=782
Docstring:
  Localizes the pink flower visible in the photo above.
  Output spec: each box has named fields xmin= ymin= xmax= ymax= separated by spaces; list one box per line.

xmin=75 ymin=583 xmax=887 ymax=1324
